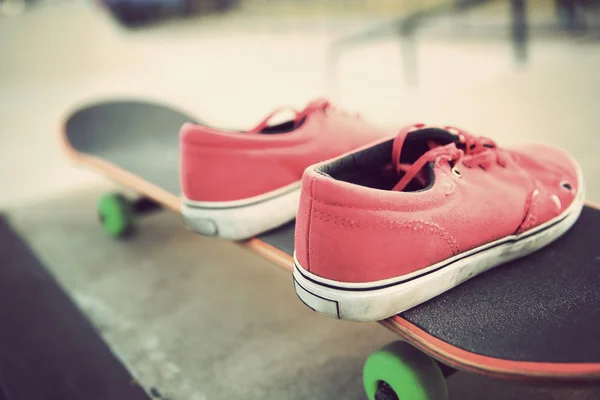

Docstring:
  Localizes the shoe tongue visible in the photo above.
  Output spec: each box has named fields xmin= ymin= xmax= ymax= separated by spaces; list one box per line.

xmin=393 ymin=126 xmax=459 ymax=166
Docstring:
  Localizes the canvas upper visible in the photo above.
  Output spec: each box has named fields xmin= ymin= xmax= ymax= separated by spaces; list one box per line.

xmin=180 ymin=98 xmax=390 ymax=203
xmin=294 ymin=123 xmax=583 ymax=283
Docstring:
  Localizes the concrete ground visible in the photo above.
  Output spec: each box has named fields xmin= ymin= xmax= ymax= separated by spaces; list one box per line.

xmin=1 ymin=1 xmax=600 ymax=399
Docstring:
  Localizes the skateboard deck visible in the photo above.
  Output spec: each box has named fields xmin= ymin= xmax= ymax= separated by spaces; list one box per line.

xmin=60 ymin=100 xmax=600 ymax=399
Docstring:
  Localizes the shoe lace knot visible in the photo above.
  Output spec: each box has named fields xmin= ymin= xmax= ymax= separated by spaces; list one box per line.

xmin=448 ymin=126 xmax=507 ymax=170
xmin=391 ymin=124 xmax=507 ymax=192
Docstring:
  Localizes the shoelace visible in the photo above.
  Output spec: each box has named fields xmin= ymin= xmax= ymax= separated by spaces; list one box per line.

xmin=249 ymin=99 xmax=360 ymax=133
xmin=392 ymin=124 xmax=507 ymax=192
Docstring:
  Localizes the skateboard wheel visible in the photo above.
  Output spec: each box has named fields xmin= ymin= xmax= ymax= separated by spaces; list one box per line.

xmin=363 ymin=341 xmax=447 ymax=400
xmin=97 ymin=193 xmax=134 ymax=238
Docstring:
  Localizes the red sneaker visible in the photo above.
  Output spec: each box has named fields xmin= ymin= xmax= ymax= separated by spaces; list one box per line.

xmin=293 ymin=124 xmax=585 ymax=321
xmin=180 ymin=99 xmax=389 ymax=240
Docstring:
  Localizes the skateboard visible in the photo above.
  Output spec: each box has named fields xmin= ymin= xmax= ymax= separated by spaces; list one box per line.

xmin=60 ymin=99 xmax=600 ymax=400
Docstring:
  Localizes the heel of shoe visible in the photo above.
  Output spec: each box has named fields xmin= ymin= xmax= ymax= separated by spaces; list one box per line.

xmin=181 ymin=186 xmax=301 ymax=240
xmin=292 ymin=257 xmax=387 ymax=322
xmin=182 ymin=203 xmax=222 ymax=237
xmin=293 ymin=275 xmax=342 ymax=319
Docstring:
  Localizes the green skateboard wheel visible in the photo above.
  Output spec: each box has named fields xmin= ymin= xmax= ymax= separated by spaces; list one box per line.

xmin=97 ymin=193 xmax=134 ymax=238
xmin=363 ymin=341 xmax=448 ymax=400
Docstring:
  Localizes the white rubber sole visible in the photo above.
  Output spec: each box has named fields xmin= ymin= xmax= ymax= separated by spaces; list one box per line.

xmin=293 ymin=180 xmax=585 ymax=322
xmin=182 ymin=182 xmax=301 ymax=240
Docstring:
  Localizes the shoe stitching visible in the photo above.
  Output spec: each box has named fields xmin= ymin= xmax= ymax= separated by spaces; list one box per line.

xmin=305 ymin=176 xmax=316 ymax=273
xmin=313 ymin=210 xmax=459 ymax=255
xmin=310 ymin=197 xmax=437 ymax=212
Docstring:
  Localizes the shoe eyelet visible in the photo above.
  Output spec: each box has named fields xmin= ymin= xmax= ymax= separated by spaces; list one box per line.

xmin=560 ymin=181 xmax=573 ymax=192
xmin=452 ymin=166 xmax=462 ymax=178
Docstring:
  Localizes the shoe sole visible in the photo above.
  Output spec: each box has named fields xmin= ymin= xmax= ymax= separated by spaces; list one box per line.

xmin=182 ymin=182 xmax=301 ymax=240
xmin=293 ymin=171 xmax=585 ymax=322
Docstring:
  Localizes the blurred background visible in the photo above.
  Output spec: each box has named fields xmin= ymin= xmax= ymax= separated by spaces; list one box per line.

xmin=1 ymin=1 xmax=599 ymax=399
xmin=1 ymin=0 xmax=599 ymax=206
